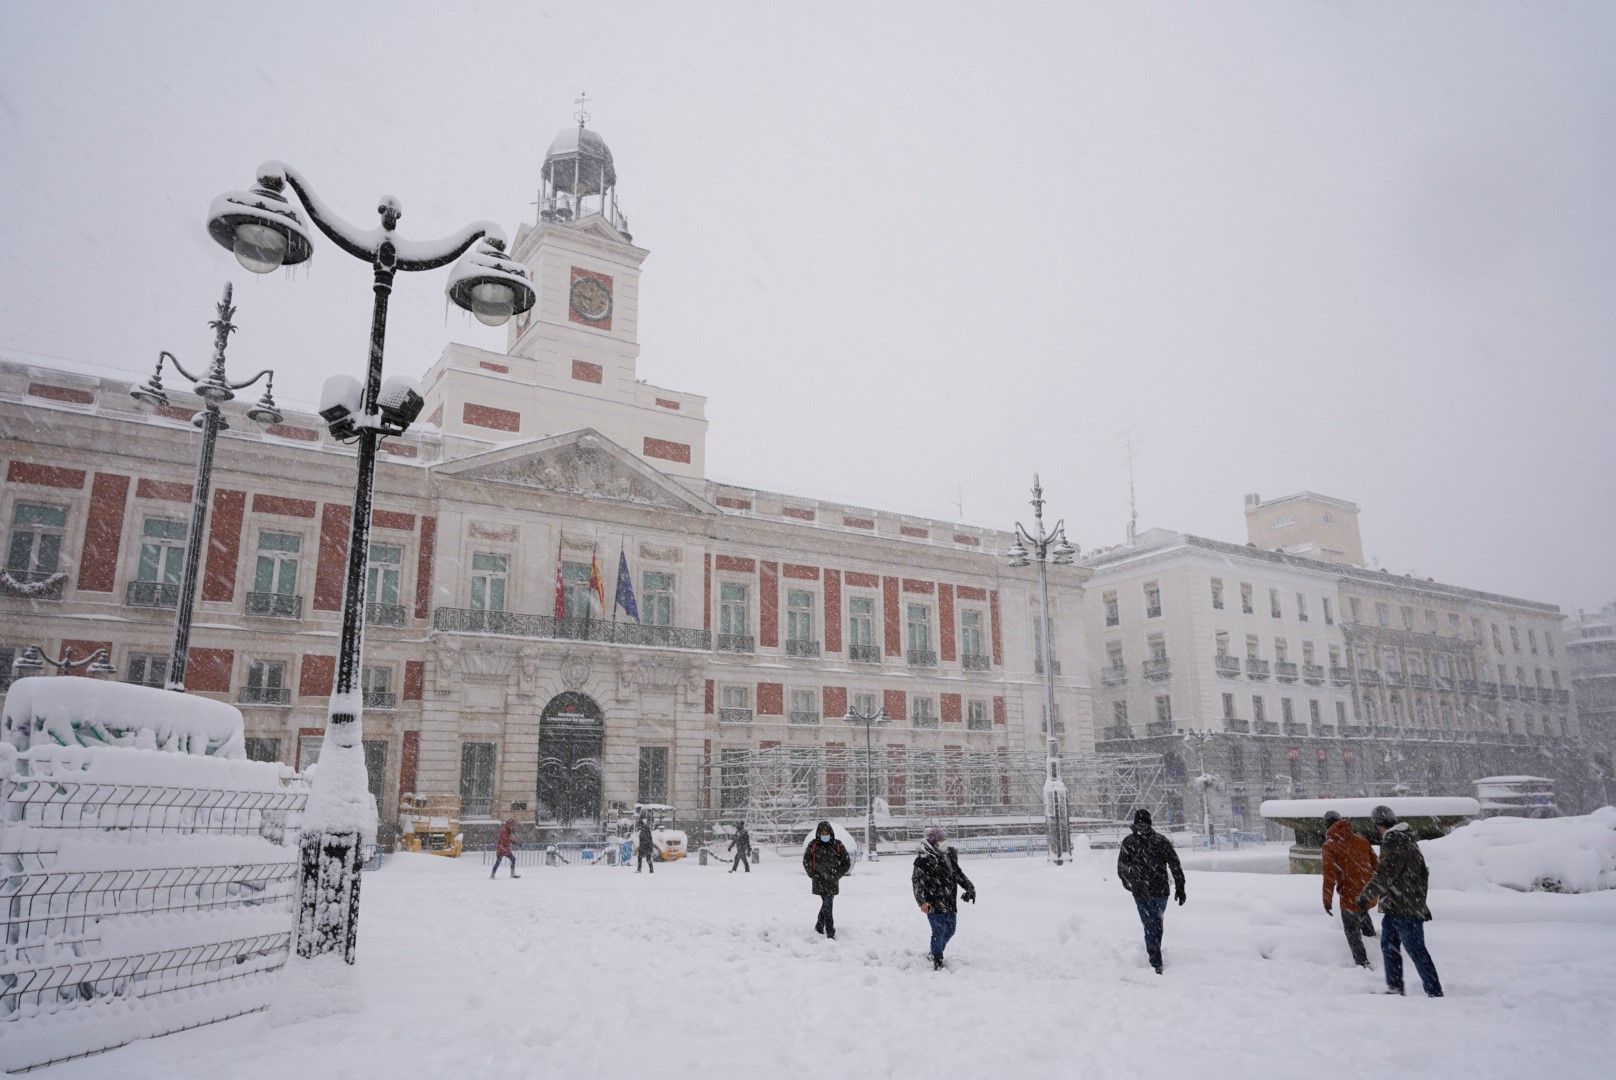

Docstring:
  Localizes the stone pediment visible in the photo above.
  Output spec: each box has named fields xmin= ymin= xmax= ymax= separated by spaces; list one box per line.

xmin=434 ymin=428 xmax=715 ymax=514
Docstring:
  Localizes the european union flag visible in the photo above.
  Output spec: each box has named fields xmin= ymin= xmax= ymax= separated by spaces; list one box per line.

xmin=613 ymin=548 xmax=639 ymax=622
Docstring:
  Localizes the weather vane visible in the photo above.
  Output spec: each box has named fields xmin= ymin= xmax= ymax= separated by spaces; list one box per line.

xmin=574 ymin=91 xmax=591 ymax=127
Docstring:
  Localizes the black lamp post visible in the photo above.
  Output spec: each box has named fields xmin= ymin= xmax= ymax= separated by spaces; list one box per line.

xmin=1006 ymin=474 xmax=1078 ymax=864
xmin=205 ymin=163 xmax=535 ymax=964
xmin=842 ymin=704 xmax=890 ymax=861
xmin=11 ymin=645 xmax=117 ymax=678
xmin=131 ymin=284 xmax=283 ymax=690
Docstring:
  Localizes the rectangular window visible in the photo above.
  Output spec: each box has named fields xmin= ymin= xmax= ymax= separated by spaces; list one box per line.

xmin=254 ymin=530 xmax=301 ymax=596
xmin=298 ymin=733 xmax=323 ymax=770
xmin=561 ymin=561 xmax=592 ymax=621
xmin=1106 ymin=641 xmax=1124 ymax=670
xmin=7 ymin=502 xmax=67 ymax=576
xmin=363 ymin=740 xmax=387 ymax=803
xmin=720 ymin=748 xmax=749 ymax=810
xmin=719 ymin=582 xmax=750 ymax=636
xmin=786 ymin=589 xmax=815 ymax=644
xmin=1252 ymin=696 xmax=1266 ymax=723
xmin=1147 ymin=633 xmax=1167 ymax=662
xmin=366 ymin=542 xmax=403 ymax=606
xmin=1154 ymin=695 xmax=1172 ymax=725
xmin=1322 ymin=598 xmax=1334 ymax=626
xmin=1376 ymin=602 xmax=1390 ymax=628
xmin=1210 ymin=578 xmax=1224 ymax=610
xmin=1492 ymin=624 xmax=1503 ymax=652
xmin=137 ymin=518 xmax=188 ymax=583
xmin=126 ymin=652 xmax=169 ymax=688
xmin=1424 ymin=610 xmax=1438 ymax=633
xmin=966 ymin=699 xmax=990 ymax=731
xmin=1296 ymin=594 xmax=1309 ymax=622
xmin=848 ymin=596 xmax=875 ymax=649
xmin=906 ymin=603 xmax=932 ymax=656
xmin=1112 ymin=700 xmax=1129 ymax=725
xmin=459 ymin=742 xmax=496 ymax=818
xmin=245 ymin=658 xmax=288 ymax=702
xmin=789 ymin=688 xmax=818 ymax=724
xmin=1510 ymin=626 xmax=1521 ymax=653
xmin=1349 ymin=597 xmax=1362 ymax=623
xmin=1309 ymin=699 xmax=1321 ymax=724
xmin=1222 ymin=692 xmax=1236 ymax=720
xmin=1302 ymin=641 xmax=1315 ymax=664
xmin=1448 ymin=613 xmax=1461 ymax=634
xmin=1281 ymin=698 xmax=1295 ymax=724
xmin=642 ymin=571 xmax=674 ymax=627
xmin=1269 ymin=588 xmax=1282 ymax=619
xmin=245 ymin=736 xmax=281 ymax=764
xmin=1274 ymin=638 xmax=1289 ymax=662
xmin=960 ymin=608 xmax=985 ymax=659
xmin=637 ymin=746 xmax=669 ymax=803
xmin=1401 ymin=606 xmax=1414 ymax=631
xmin=362 ymin=664 xmax=394 ymax=707
xmin=1144 ymin=582 xmax=1162 ymax=619
xmin=852 ymin=691 xmax=878 ymax=717
xmin=911 ymin=696 xmax=939 ymax=729
xmin=721 ymin=684 xmax=751 ymax=710
xmin=1336 ymin=702 xmax=1347 ymax=726
xmin=1241 ymin=583 xmax=1254 ymax=615
xmin=470 ymin=552 xmax=508 ymax=612
xmin=1103 ymin=591 xmax=1119 ymax=627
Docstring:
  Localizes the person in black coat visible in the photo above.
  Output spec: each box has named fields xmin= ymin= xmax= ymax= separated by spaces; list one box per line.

xmin=802 ymin=821 xmax=851 ymax=938
xmin=1356 ymin=805 xmax=1443 ymax=997
xmin=635 ymin=816 xmax=657 ymax=874
xmin=1116 ymin=808 xmax=1186 ymax=973
xmin=912 ymin=827 xmax=976 ymax=969
xmin=728 ymin=822 xmax=753 ymax=873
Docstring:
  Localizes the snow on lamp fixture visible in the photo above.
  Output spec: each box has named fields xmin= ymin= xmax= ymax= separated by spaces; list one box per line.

xmin=446 ymin=236 xmax=536 ymax=328
xmin=206 ymin=166 xmax=314 ymax=275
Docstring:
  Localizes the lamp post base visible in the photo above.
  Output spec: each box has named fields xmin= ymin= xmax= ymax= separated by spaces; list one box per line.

xmin=1044 ymin=779 xmax=1072 ymax=865
xmin=296 ymin=830 xmax=362 ymax=963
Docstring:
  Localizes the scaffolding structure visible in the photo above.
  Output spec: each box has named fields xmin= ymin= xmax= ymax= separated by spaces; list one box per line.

xmin=703 ymin=745 xmax=1167 ymax=845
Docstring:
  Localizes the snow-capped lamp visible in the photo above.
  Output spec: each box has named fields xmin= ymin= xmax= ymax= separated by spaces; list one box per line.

xmin=445 ymin=236 xmax=536 ymax=327
xmin=319 ymin=374 xmax=363 ymax=442
xmin=1005 ymin=538 xmax=1032 ymax=568
xmin=206 ymin=165 xmax=315 ymax=275
xmin=1051 ymin=536 xmax=1078 ymax=566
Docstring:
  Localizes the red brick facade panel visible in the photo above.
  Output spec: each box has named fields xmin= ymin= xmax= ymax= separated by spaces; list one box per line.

xmin=953 ymin=534 xmax=981 ymax=547
xmin=202 ymin=488 xmax=246 ymax=602
xmin=571 ymin=359 xmax=604 ymax=384
xmin=714 ymin=555 xmax=756 ymax=573
xmin=756 ymin=682 xmax=783 ymax=715
xmin=567 ymin=267 xmax=614 ymax=330
xmin=265 ymin=423 xmax=319 ymax=442
xmin=28 ymin=382 xmax=94 ymax=405
xmin=843 ymin=516 xmax=874 ymax=530
xmin=782 ymin=506 xmax=815 ymax=521
xmin=703 ymin=554 xmax=712 ymax=631
xmin=938 ymin=584 xmax=956 ymax=662
xmin=900 ymin=525 xmax=928 ymax=539
xmin=705 ymin=679 xmax=715 ymax=714
xmin=882 ymin=577 xmax=901 ymax=656
xmin=822 ymin=686 xmax=847 ymax=718
xmin=157 ymin=405 xmax=197 ymax=423
xmin=643 ymin=437 xmax=691 ymax=463
xmin=136 ymin=478 xmax=192 ymax=502
xmin=372 ymin=510 xmax=416 ymax=531
xmin=887 ymin=744 xmax=907 ymax=807
xmin=403 ymin=660 xmax=425 ymax=701
xmin=655 ymin=397 xmax=681 ymax=410
xmin=782 ymin=564 xmax=818 ymax=580
xmin=902 ymin=578 xmax=934 ymax=594
xmin=883 ymin=689 xmax=907 ymax=722
xmin=479 ymin=361 xmax=510 ymax=374
xmin=8 ymin=460 xmax=86 ymax=488
xmin=314 ymin=504 xmax=352 ymax=611
xmin=252 ymin=494 xmax=317 ymax=518
xmin=186 ymin=647 xmax=234 ymax=693
xmin=400 ymin=730 xmax=420 ymax=796
xmin=990 ymin=590 xmax=1004 ymax=666
xmin=414 ymin=516 xmax=436 ymax=620
xmin=993 ymin=697 xmax=1006 ymax=726
xmin=823 ymin=570 xmax=842 ymax=653
xmin=380 ymin=441 xmax=418 ymax=459
xmin=716 ymin=496 xmax=751 ymax=510
xmin=300 ymin=654 xmax=336 ymax=697
xmin=76 ymin=472 xmax=129 ymax=592
xmin=759 ymin=561 xmax=779 ymax=648
xmin=463 ymin=402 xmax=521 ymax=432
xmin=844 ymin=571 xmax=878 ymax=589
xmin=956 ymin=585 xmax=987 ymax=601
xmin=941 ymin=692 xmax=963 ymax=725
xmin=825 ymin=743 xmax=847 ymax=807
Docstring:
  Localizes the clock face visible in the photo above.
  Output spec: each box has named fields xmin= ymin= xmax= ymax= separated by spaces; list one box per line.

xmin=569 ymin=276 xmax=612 ymax=322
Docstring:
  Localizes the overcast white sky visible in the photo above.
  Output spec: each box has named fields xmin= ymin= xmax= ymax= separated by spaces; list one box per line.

xmin=1 ymin=1 xmax=1611 ymax=612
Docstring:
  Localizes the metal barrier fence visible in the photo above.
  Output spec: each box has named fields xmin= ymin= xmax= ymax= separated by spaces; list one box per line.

xmin=0 ymin=745 xmax=307 ymax=1073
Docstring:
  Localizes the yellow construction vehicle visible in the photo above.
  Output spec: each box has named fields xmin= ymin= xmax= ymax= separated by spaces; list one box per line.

xmin=397 ymin=794 xmax=464 ymax=857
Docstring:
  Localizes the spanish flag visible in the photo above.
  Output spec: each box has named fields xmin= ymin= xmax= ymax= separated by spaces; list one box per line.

xmin=588 ymin=545 xmax=607 ymax=615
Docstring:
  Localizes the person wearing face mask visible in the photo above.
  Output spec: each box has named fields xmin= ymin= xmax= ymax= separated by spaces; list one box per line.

xmin=1116 ymin=808 xmax=1186 ymax=974
xmin=802 ymin=820 xmax=851 ymax=938
xmin=913 ymin=827 xmax=976 ymax=970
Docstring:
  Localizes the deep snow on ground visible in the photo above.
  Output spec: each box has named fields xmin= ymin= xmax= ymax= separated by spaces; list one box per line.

xmin=48 ymin=845 xmax=1616 ymax=1080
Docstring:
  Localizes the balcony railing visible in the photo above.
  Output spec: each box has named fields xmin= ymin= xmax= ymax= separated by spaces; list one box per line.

xmin=1302 ymin=663 xmax=1325 ymax=685
xmin=126 ymin=580 xmax=180 ymax=609
xmin=719 ymin=707 xmax=753 ymax=723
xmin=1224 ymin=717 xmax=1250 ymax=733
xmin=912 ymin=712 xmax=941 ymax=729
xmin=433 ymin=607 xmax=712 ymax=651
xmin=1311 ymin=723 xmax=1336 ymax=738
xmin=1356 ymin=668 xmax=1381 ymax=685
xmin=717 ymin=633 xmax=755 ymax=654
xmin=1102 ymin=724 xmax=1135 ymax=741
xmin=1330 ymin=665 xmax=1353 ymax=686
xmin=1459 ymin=678 xmax=1478 ymax=694
xmin=0 ymin=568 xmax=66 ymax=600
xmin=1245 ymin=658 xmax=1270 ymax=680
xmin=788 ymin=710 xmax=820 ymax=725
xmin=1282 ymin=721 xmax=1307 ymax=737
xmin=1101 ymin=666 xmax=1128 ymax=686
xmin=785 ymin=639 xmax=821 ymax=658
xmin=1408 ymin=673 xmax=1431 ymax=690
xmin=961 ymin=653 xmax=991 ymax=672
xmin=848 ymin=643 xmax=881 ymax=664
xmin=1274 ymin=661 xmax=1299 ymax=683
xmin=1144 ymin=720 xmax=1175 ymax=737
xmin=366 ymin=602 xmax=407 ymax=627
xmin=1479 ymin=681 xmax=1499 ymax=697
xmin=908 ymin=650 xmax=938 ymax=669
xmin=1254 ymin=720 xmax=1280 ymax=736
xmin=245 ymin=592 xmax=302 ymax=619
xmin=238 ymin=685 xmax=290 ymax=705
xmin=1215 ymin=655 xmax=1242 ymax=678
xmin=1340 ymin=724 xmax=1368 ymax=738
xmin=363 ymin=690 xmax=397 ymax=709
xmin=1555 ymin=688 xmax=1571 ymax=704
xmin=1536 ymin=687 xmax=1555 ymax=704
xmin=1500 ymin=685 xmax=1520 ymax=701
xmin=1434 ymin=675 xmax=1453 ymax=691
xmin=1142 ymin=658 xmax=1172 ymax=681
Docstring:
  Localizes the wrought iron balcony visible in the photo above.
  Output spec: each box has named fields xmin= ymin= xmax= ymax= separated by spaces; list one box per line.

xmin=126 ymin=580 xmax=180 ymax=609
xmin=717 ymin=633 xmax=755 ymax=654
xmin=1340 ymin=724 xmax=1368 ymax=738
xmin=1434 ymin=675 xmax=1454 ymax=691
xmin=848 ymin=643 xmax=881 ymax=664
xmin=1500 ymin=684 xmax=1520 ymax=701
xmin=1302 ymin=663 xmax=1325 ymax=685
xmin=1142 ymin=658 xmax=1172 ymax=681
xmin=1144 ymin=720 xmax=1176 ymax=737
xmin=432 ymin=607 xmax=712 ymax=651
xmin=0 ymin=568 xmax=66 ymax=600
xmin=961 ymin=653 xmax=991 ymax=671
xmin=1245 ymin=658 xmax=1271 ymax=680
xmin=1383 ymin=670 xmax=1405 ymax=687
xmin=362 ymin=690 xmax=397 ymax=709
xmin=1330 ymin=665 xmax=1353 ymax=686
xmin=1536 ymin=687 xmax=1556 ymax=704
xmin=1282 ymin=721 xmax=1307 ymax=737
xmin=1311 ymin=723 xmax=1336 ymax=738
xmin=1479 ymin=681 xmax=1499 ymax=697
xmin=1356 ymin=667 xmax=1381 ymax=685
xmin=1215 ymin=655 xmax=1242 ymax=678
xmin=785 ymin=638 xmax=821 ymax=658
xmin=1274 ymin=661 xmax=1299 ymax=683
xmin=1555 ymin=688 xmax=1571 ymax=704
xmin=788 ymin=710 xmax=820 ymax=725
xmin=1101 ymin=666 xmax=1128 ymax=686
xmin=1224 ymin=717 xmax=1250 ymax=733
xmin=238 ymin=685 xmax=290 ymax=705
xmin=719 ymin=707 xmax=753 ymax=723
xmin=1408 ymin=672 xmax=1431 ymax=690
xmin=245 ymin=591 xmax=302 ymax=619
xmin=1459 ymin=678 xmax=1478 ymax=694
xmin=366 ymin=602 xmax=407 ymax=627
xmin=1102 ymin=724 xmax=1135 ymax=741
xmin=911 ymin=711 xmax=941 ymax=729
xmin=1254 ymin=720 xmax=1280 ymax=736
xmin=908 ymin=650 xmax=938 ymax=669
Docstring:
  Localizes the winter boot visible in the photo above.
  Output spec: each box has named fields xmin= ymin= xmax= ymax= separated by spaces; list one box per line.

xmin=932 ymin=955 xmax=945 ymax=971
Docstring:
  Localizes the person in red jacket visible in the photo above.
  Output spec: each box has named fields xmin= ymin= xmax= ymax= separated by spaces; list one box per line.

xmin=1321 ymin=811 xmax=1376 ymax=967
xmin=491 ymin=818 xmax=519 ymax=879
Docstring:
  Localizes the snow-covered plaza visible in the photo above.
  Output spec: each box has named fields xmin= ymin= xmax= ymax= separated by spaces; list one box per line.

xmin=46 ymin=844 xmax=1616 ymax=1080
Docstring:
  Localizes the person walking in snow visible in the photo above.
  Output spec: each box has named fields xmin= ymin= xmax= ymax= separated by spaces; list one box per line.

xmin=1356 ymin=805 xmax=1443 ymax=997
xmin=1116 ymin=808 xmax=1186 ymax=974
xmin=636 ymin=815 xmax=657 ymax=874
xmin=912 ymin=826 xmax=976 ymax=970
xmin=728 ymin=821 xmax=753 ymax=873
xmin=1321 ymin=810 xmax=1378 ymax=967
xmin=490 ymin=818 xmax=519 ymax=879
xmin=803 ymin=821 xmax=851 ymax=938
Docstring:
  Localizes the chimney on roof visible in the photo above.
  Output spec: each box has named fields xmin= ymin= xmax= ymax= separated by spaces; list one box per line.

xmin=1244 ymin=493 xmax=1261 ymax=509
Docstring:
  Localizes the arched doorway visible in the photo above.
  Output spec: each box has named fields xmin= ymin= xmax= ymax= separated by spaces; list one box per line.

xmin=537 ymin=692 xmax=604 ymax=827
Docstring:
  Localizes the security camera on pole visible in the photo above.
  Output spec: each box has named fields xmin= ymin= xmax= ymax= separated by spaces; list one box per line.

xmin=205 ymin=163 xmax=536 ymax=965
xmin=1005 ymin=474 xmax=1078 ymax=865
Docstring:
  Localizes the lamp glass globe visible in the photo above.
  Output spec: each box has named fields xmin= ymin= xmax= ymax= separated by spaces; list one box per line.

xmin=232 ymin=222 xmax=288 ymax=274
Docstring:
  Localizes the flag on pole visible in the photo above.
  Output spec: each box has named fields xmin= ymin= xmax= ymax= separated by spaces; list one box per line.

xmin=613 ymin=546 xmax=639 ymax=623
xmin=588 ymin=545 xmax=607 ymax=615
xmin=553 ymin=531 xmax=566 ymax=620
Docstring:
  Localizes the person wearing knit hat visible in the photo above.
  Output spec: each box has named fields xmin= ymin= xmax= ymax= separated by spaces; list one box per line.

xmin=913 ymin=826 xmax=976 ymax=970
xmin=1116 ymin=808 xmax=1186 ymax=974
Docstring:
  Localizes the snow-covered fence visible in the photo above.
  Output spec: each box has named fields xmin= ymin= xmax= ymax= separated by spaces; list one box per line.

xmin=0 ymin=743 xmax=307 ymax=1072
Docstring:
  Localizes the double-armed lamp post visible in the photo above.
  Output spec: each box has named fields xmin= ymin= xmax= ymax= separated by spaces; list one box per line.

xmin=842 ymin=703 xmax=891 ymax=862
xmin=11 ymin=645 xmax=116 ymax=679
xmin=204 ymin=162 xmax=535 ymax=962
xmin=1006 ymin=475 xmax=1077 ymax=864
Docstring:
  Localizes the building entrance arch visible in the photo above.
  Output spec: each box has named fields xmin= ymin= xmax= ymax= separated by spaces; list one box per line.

xmin=537 ymin=692 xmax=604 ymax=826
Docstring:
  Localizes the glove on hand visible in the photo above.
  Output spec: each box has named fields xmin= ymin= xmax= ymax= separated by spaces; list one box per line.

xmin=962 ymin=889 xmax=976 ymax=904
xmin=1175 ymin=887 xmax=1187 ymax=907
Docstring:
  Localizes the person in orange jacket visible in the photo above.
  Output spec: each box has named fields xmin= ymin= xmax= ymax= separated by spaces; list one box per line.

xmin=1321 ymin=810 xmax=1376 ymax=967
xmin=491 ymin=818 xmax=520 ymax=879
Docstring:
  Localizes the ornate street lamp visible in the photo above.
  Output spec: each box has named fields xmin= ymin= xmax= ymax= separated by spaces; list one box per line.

xmin=1181 ymin=729 xmax=1217 ymax=846
xmin=1006 ymin=474 xmax=1078 ymax=864
xmin=131 ymin=284 xmax=282 ymax=690
xmin=842 ymin=703 xmax=891 ymax=862
xmin=11 ymin=645 xmax=117 ymax=678
xmin=206 ymin=163 xmax=535 ymax=965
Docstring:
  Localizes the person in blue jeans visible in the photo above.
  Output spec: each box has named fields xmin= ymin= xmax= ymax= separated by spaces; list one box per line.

xmin=1357 ymin=805 xmax=1444 ymax=997
xmin=913 ymin=827 xmax=976 ymax=970
xmin=1116 ymin=809 xmax=1186 ymax=974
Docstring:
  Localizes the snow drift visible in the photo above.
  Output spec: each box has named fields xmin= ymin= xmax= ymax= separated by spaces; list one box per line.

xmin=1425 ymin=807 xmax=1616 ymax=894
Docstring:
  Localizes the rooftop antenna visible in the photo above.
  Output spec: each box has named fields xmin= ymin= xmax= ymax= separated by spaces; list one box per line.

xmin=953 ymin=484 xmax=965 ymax=520
xmin=1121 ymin=428 xmax=1142 ymax=544
xmin=574 ymin=90 xmax=591 ymax=128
